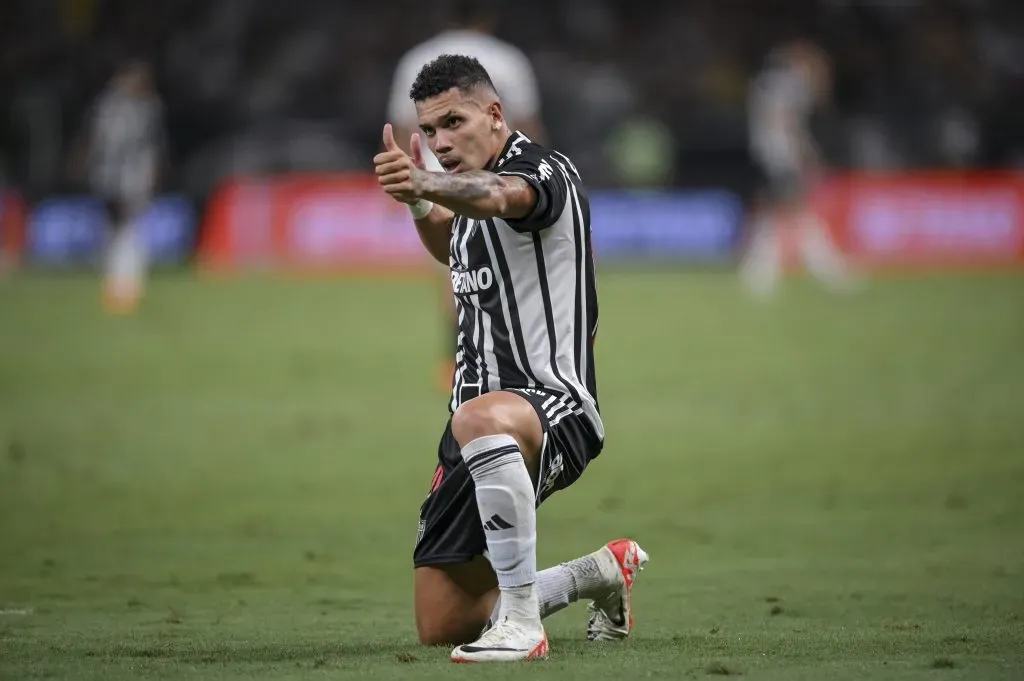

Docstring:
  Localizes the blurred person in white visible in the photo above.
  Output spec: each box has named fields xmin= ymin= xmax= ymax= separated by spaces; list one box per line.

xmin=741 ymin=40 xmax=858 ymax=297
xmin=387 ymin=0 xmax=546 ymax=391
xmin=77 ymin=59 xmax=164 ymax=313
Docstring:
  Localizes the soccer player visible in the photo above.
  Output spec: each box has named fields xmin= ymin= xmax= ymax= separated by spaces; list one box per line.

xmin=385 ymin=0 xmax=546 ymax=392
xmin=77 ymin=59 xmax=164 ymax=313
xmin=741 ymin=40 xmax=858 ymax=296
xmin=373 ymin=55 xmax=648 ymax=663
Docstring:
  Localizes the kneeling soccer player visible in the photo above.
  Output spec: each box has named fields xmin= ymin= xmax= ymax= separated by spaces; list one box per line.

xmin=372 ymin=54 xmax=649 ymax=662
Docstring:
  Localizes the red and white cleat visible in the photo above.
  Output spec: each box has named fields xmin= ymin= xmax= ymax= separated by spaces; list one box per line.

xmin=587 ymin=538 xmax=649 ymax=641
xmin=451 ymin=617 xmax=548 ymax=663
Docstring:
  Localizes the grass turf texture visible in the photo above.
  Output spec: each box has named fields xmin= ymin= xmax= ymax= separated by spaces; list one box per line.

xmin=1 ymin=270 xmax=1023 ymax=680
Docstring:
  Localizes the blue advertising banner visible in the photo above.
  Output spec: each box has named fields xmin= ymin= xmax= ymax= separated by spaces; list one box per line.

xmin=26 ymin=196 xmax=196 ymax=266
xmin=590 ymin=189 xmax=744 ymax=261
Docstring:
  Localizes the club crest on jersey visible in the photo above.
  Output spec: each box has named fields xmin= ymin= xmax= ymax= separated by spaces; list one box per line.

xmin=451 ymin=266 xmax=494 ymax=295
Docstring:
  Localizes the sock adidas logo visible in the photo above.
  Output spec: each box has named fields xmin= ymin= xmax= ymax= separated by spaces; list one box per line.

xmin=483 ymin=514 xmax=514 ymax=531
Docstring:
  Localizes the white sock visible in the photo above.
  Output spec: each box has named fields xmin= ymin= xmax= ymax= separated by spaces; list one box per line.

xmin=107 ymin=223 xmax=146 ymax=285
xmin=740 ymin=216 xmax=781 ymax=296
xmin=461 ymin=434 xmax=539 ymax=622
xmin=797 ymin=214 xmax=856 ymax=291
xmin=536 ymin=565 xmax=577 ymax=619
xmin=562 ymin=552 xmax=610 ymax=599
xmin=489 ymin=552 xmax=611 ymax=625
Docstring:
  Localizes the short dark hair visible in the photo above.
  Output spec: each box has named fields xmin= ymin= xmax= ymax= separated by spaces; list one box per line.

xmin=409 ymin=54 xmax=497 ymax=102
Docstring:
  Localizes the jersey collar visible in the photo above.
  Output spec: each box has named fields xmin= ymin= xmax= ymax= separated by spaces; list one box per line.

xmin=487 ymin=130 xmax=524 ymax=172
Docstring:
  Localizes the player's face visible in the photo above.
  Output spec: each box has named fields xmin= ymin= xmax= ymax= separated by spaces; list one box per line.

xmin=416 ymin=87 xmax=503 ymax=173
xmin=118 ymin=64 xmax=152 ymax=95
xmin=794 ymin=46 xmax=831 ymax=102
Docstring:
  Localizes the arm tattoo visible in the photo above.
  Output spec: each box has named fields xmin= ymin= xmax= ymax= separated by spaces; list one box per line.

xmin=419 ymin=170 xmax=532 ymax=219
xmin=421 ymin=170 xmax=503 ymax=202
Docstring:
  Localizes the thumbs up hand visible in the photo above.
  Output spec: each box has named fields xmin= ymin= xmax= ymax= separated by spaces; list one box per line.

xmin=374 ymin=123 xmax=426 ymax=204
xmin=381 ymin=122 xmax=401 ymax=153
xmin=409 ymin=131 xmax=426 ymax=170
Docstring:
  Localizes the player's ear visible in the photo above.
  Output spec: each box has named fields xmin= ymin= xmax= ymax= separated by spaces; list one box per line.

xmin=489 ymin=101 xmax=504 ymax=132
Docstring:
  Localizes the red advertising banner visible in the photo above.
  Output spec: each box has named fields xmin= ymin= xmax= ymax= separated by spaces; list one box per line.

xmin=812 ymin=172 xmax=1024 ymax=269
xmin=0 ymin=190 xmax=26 ymax=269
xmin=198 ymin=174 xmax=432 ymax=274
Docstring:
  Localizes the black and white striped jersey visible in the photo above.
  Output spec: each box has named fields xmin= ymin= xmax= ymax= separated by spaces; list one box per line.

xmin=448 ymin=131 xmax=603 ymax=440
xmin=748 ymin=59 xmax=816 ymax=178
xmin=86 ymin=87 xmax=163 ymax=202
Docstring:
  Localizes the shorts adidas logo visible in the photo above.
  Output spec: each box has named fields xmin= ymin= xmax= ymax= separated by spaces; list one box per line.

xmin=483 ymin=514 xmax=513 ymax=531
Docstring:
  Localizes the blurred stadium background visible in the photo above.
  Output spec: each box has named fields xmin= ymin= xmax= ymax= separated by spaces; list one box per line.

xmin=1 ymin=1 xmax=1023 ymax=679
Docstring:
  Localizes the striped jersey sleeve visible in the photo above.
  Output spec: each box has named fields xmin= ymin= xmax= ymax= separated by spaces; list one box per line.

xmin=496 ymin=145 xmax=568 ymax=232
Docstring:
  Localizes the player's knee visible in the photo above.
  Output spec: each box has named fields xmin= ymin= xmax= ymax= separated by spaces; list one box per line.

xmin=450 ymin=400 xmax=520 ymax=448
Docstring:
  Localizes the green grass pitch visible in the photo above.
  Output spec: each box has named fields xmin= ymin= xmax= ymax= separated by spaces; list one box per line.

xmin=1 ymin=269 xmax=1023 ymax=680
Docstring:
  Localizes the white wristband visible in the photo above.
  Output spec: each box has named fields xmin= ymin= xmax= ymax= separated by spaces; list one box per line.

xmin=408 ymin=199 xmax=434 ymax=220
